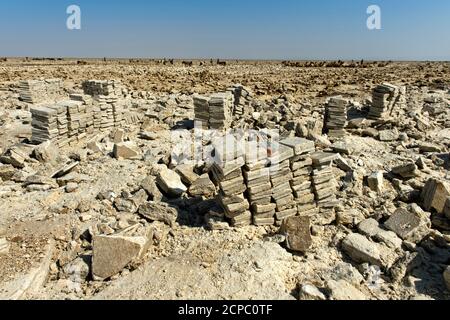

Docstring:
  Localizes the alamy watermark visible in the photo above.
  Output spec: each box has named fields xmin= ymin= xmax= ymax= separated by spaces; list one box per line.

xmin=67 ymin=5 xmax=81 ymax=30
xmin=367 ymin=5 xmax=381 ymax=30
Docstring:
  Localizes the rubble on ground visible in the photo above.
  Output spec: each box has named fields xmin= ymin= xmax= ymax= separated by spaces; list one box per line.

xmin=0 ymin=60 xmax=449 ymax=300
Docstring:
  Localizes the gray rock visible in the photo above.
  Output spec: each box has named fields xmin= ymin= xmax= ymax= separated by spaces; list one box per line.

xmin=379 ymin=129 xmax=399 ymax=142
xmin=92 ymin=235 xmax=150 ymax=280
xmin=157 ymin=168 xmax=187 ymax=197
xmin=298 ymin=284 xmax=326 ymax=300
xmin=138 ymin=202 xmax=178 ymax=227
xmin=113 ymin=142 xmax=141 ymax=160
xmin=188 ymin=174 xmax=216 ymax=197
xmin=33 ymin=141 xmax=59 ymax=163
xmin=384 ymin=208 xmax=430 ymax=243
xmin=342 ymin=233 xmax=382 ymax=267
xmin=367 ymin=171 xmax=384 ymax=193
xmin=326 ymin=280 xmax=367 ymax=300
xmin=140 ymin=176 xmax=163 ymax=202
xmin=330 ymin=262 xmax=364 ymax=286
xmin=175 ymin=164 xmax=200 ymax=185
xmin=421 ymin=178 xmax=450 ymax=214
xmin=62 ymin=256 xmax=91 ymax=283
xmin=392 ymin=163 xmax=418 ymax=179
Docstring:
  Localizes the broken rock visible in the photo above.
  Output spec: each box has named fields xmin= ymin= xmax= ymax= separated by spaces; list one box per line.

xmin=33 ymin=141 xmax=59 ymax=163
xmin=326 ymin=279 xmax=367 ymax=300
xmin=92 ymin=235 xmax=150 ymax=280
xmin=188 ymin=174 xmax=216 ymax=197
xmin=298 ymin=284 xmax=326 ymax=300
xmin=392 ymin=163 xmax=418 ymax=179
xmin=367 ymin=171 xmax=384 ymax=193
xmin=341 ymin=233 xmax=382 ymax=267
xmin=421 ymin=178 xmax=450 ymax=214
xmin=113 ymin=142 xmax=141 ymax=160
xmin=140 ymin=176 xmax=163 ymax=202
xmin=280 ymin=216 xmax=312 ymax=253
xmin=157 ymin=168 xmax=187 ymax=197
xmin=138 ymin=202 xmax=178 ymax=227
xmin=384 ymin=208 xmax=430 ymax=243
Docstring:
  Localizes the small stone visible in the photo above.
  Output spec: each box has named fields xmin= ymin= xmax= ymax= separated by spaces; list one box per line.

xmin=65 ymin=182 xmax=78 ymax=193
xmin=379 ymin=129 xmax=399 ymax=142
xmin=139 ymin=202 xmax=178 ymax=227
xmin=140 ymin=176 xmax=163 ymax=202
xmin=385 ymin=208 xmax=430 ymax=243
xmin=62 ymin=256 xmax=91 ymax=283
xmin=188 ymin=174 xmax=216 ymax=197
xmin=280 ymin=216 xmax=312 ymax=253
xmin=113 ymin=142 xmax=141 ymax=160
xmin=175 ymin=164 xmax=199 ymax=186
xmin=33 ymin=141 xmax=59 ymax=163
xmin=92 ymin=235 xmax=150 ymax=279
xmin=367 ymin=171 xmax=384 ymax=193
xmin=342 ymin=233 xmax=382 ymax=267
xmin=298 ymin=284 xmax=326 ymax=300
xmin=421 ymin=178 xmax=450 ymax=214
xmin=392 ymin=163 xmax=418 ymax=179
xmin=157 ymin=168 xmax=187 ymax=197
xmin=326 ymin=279 xmax=367 ymax=300
xmin=112 ymin=129 xmax=125 ymax=143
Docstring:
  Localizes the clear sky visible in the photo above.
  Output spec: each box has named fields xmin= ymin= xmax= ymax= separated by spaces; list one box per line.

xmin=0 ymin=0 xmax=449 ymax=60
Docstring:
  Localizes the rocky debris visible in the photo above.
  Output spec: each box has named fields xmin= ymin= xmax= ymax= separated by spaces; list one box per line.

xmin=384 ymin=208 xmax=430 ymax=243
xmin=0 ymin=164 xmax=16 ymax=182
xmin=280 ymin=216 xmax=312 ymax=253
xmin=421 ymin=178 xmax=450 ymax=214
xmin=33 ymin=141 xmax=59 ymax=163
xmin=52 ymin=161 xmax=79 ymax=178
xmin=358 ymin=218 xmax=403 ymax=249
xmin=367 ymin=171 xmax=384 ymax=193
xmin=326 ymin=279 xmax=367 ymax=300
xmin=140 ymin=176 xmax=163 ymax=202
xmin=341 ymin=233 xmax=397 ymax=269
xmin=379 ymin=129 xmax=399 ymax=142
xmin=61 ymin=256 xmax=91 ymax=283
xmin=188 ymin=174 xmax=216 ymax=197
xmin=298 ymin=284 xmax=326 ymax=300
xmin=113 ymin=142 xmax=141 ymax=160
xmin=92 ymin=234 xmax=151 ymax=280
xmin=156 ymin=168 xmax=187 ymax=197
xmin=0 ymin=144 xmax=29 ymax=168
xmin=175 ymin=164 xmax=199 ymax=185
xmin=392 ymin=162 xmax=418 ymax=179
xmin=138 ymin=202 xmax=178 ymax=227
xmin=0 ymin=238 xmax=10 ymax=255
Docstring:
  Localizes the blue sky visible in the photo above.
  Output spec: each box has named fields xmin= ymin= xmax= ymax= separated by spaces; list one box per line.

xmin=0 ymin=0 xmax=449 ymax=60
